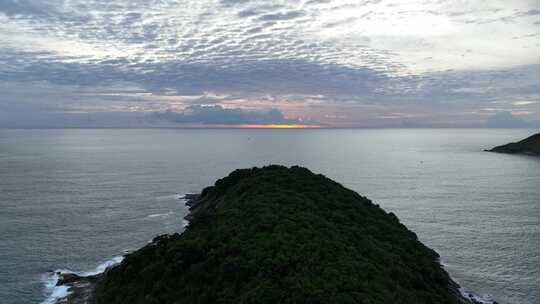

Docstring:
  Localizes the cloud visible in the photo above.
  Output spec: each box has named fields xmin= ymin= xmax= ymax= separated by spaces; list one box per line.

xmin=258 ymin=11 xmax=305 ymax=21
xmin=485 ymin=111 xmax=538 ymax=128
xmin=0 ymin=0 xmax=53 ymax=17
xmin=522 ymin=9 xmax=540 ymax=16
xmin=0 ymin=0 xmax=538 ymax=127
xmin=153 ymin=105 xmax=303 ymax=125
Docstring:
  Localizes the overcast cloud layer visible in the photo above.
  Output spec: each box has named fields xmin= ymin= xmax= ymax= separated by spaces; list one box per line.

xmin=0 ymin=0 xmax=539 ymax=127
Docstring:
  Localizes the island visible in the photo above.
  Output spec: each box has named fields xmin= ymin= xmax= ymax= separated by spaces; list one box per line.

xmin=487 ymin=133 xmax=540 ymax=156
xmin=59 ymin=165 xmax=478 ymax=303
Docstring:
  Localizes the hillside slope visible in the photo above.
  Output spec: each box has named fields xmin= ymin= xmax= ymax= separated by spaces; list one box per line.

xmin=95 ymin=165 xmax=466 ymax=304
xmin=488 ymin=133 xmax=540 ymax=155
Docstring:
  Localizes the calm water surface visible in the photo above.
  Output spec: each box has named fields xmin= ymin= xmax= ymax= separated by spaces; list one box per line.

xmin=0 ymin=129 xmax=539 ymax=304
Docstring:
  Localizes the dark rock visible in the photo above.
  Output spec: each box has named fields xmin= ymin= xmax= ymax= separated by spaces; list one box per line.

xmin=53 ymin=271 xmax=110 ymax=303
xmin=57 ymin=273 xmax=83 ymax=286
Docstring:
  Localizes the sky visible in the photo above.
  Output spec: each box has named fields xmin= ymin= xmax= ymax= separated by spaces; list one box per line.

xmin=0 ymin=0 xmax=539 ymax=128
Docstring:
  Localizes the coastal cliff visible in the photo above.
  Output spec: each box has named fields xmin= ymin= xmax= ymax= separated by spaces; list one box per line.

xmin=88 ymin=165 xmax=471 ymax=304
xmin=488 ymin=133 xmax=540 ymax=155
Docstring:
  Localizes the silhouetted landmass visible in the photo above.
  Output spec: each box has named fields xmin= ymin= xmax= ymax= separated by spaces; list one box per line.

xmin=488 ymin=133 xmax=540 ymax=156
xmin=94 ymin=165 xmax=469 ymax=304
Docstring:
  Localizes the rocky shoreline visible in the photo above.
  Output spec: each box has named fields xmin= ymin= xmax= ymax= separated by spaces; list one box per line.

xmin=51 ymin=272 xmax=102 ymax=304
xmin=183 ymin=193 xmax=202 ymax=222
xmin=52 ymin=194 xmax=198 ymax=304
xmin=53 ymin=192 xmax=492 ymax=304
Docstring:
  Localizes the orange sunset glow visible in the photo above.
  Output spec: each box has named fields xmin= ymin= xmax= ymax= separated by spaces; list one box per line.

xmin=234 ymin=124 xmax=321 ymax=129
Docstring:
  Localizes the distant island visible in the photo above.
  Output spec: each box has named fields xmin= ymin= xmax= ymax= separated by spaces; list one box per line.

xmin=487 ymin=133 xmax=540 ymax=156
xmin=58 ymin=166 xmax=479 ymax=303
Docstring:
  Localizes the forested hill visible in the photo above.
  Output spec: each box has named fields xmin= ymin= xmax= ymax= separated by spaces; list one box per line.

xmin=488 ymin=133 xmax=540 ymax=155
xmin=95 ymin=165 xmax=466 ymax=304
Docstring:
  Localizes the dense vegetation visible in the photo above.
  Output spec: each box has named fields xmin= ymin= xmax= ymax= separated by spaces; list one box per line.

xmin=489 ymin=133 xmax=540 ymax=155
xmin=95 ymin=165 xmax=464 ymax=304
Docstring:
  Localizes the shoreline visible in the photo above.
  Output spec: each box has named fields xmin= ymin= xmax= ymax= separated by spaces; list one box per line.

xmin=42 ymin=257 xmax=124 ymax=304
xmin=53 ymin=272 xmax=102 ymax=304
xmin=48 ymin=193 xmax=495 ymax=304
xmin=42 ymin=193 xmax=199 ymax=304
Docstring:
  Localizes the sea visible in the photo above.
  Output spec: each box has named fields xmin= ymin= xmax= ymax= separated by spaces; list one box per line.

xmin=0 ymin=128 xmax=538 ymax=304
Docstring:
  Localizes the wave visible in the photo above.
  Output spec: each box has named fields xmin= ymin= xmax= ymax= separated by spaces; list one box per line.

xmin=40 ymin=272 xmax=69 ymax=304
xmin=439 ymin=258 xmax=497 ymax=304
xmin=154 ymin=193 xmax=184 ymax=201
xmin=182 ymin=219 xmax=190 ymax=228
xmin=460 ymin=288 xmax=497 ymax=304
xmin=41 ymin=193 xmax=188 ymax=303
xmin=149 ymin=193 xmax=187 ymax=219
xmin=147 ymin=211 xmax=173 ymax=218
xmin=40 ymin=256 xmax=124 ymax=304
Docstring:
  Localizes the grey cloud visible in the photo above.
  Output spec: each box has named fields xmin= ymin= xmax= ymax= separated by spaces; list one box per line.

xmin=0 ymin=48 xmax=392 ymax=98
xmin=485 ymin=111 xmax=537 ymax=128
xmin=305 ymin=0 xmax=331 ymax=5
xmin=1 ymin=112 xmax=144 ymax=128
xmin=258 ymin=11 xmax=305 ymax=21
xmin=153 ymin=105 xmax=301 ymax=125
xmin=238 ymin=9 xmax=260 ymax=18
xmin=323 ymin=17 xmax=358 ymax=28
xmin=220 ymin=0 xmax=253 ymax=7
xmin=188 ymin=96 xmax=229 ymax=105
xmin=522 ymin=9 xmax=540 ymax=16
xmin=98 ymin=58 xmax=131 ymax=65
xmin=0 ymin=0 xmax=538 ymax=127
xmin=413 ymin=64 xmax=540 ymax=105
xmin=244 ymin=26 xmax=264 ymax=34
xmin=2 ymin=47 xmax=538 ymax=118
xmin=0 ymin=0 xmax=55 ymax=17
xmin=0 ymin=78 xmax=185 ymax=128
xmin=462 ymin=8 xmax=540 ymax=25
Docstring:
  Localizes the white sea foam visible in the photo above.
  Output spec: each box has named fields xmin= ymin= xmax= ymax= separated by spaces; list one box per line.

xmin=181 ymin=196 xmax=191 ymax=228
xmin=154 ymin=192 xmax=186 ymax=201
xmin=460 ymin=288 xmax=496 ymax=304
xmin=440 ymin=259 xmax=496 ymax=304
xmin=41 ymin=192 xmax=187 ymax=303
xmin=40 ymin=272 xmax=69 ymax=304
xmin=82 ymin=256 xmax=124 ymax=277
xmin=147 ymin=211 xmax=173 ymax=218
xmin=41 ymin=256 xmax=124 ymax=304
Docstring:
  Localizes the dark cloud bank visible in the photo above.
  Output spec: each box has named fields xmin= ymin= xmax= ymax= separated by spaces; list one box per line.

xmin=153 ymin=105 xmax=302 ymax=125
xmin=486 ymin=111 xmax=540 ymax=128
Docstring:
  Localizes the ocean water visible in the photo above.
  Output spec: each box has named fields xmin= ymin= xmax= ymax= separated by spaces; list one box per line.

xmin=0 ymin=128 xmax=539 ymax=304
